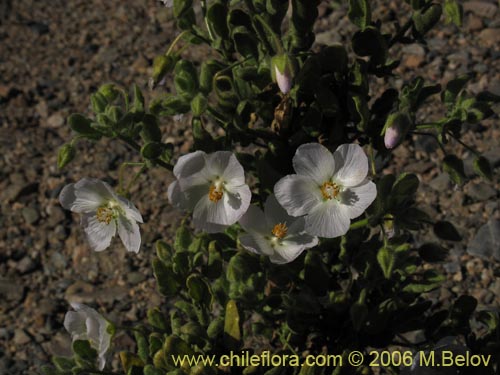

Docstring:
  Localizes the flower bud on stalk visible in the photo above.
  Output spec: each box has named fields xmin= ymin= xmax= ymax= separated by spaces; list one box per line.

xmin=382 ymin=112 xmax=412 ymax=149
xmin=271 ymin=54 xmax=297 ymax=95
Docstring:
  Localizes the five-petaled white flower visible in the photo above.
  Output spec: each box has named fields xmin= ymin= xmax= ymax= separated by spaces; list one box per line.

xmin=59 ymin=178 xmax=143 ymax=253
xmin=239 ymin=195 xmax=318 ymax=264
xmin=64 ymin=303 xmax=113 ymax=370
xmin=168 ymin=151 xmax=251 ymax=233
xmin=274 ymin=143 xmax=377 ymax=238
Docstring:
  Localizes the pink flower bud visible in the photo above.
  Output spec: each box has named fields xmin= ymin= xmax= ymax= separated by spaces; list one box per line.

xmin=384 ymin=125 xmax=400 ymax=149
xmin=274 ymin=65 xmax=292 ymax=94
xmin=382 ymin=112 xmax=412 ymax=149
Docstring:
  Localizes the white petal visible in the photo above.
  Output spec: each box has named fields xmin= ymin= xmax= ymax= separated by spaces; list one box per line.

xmin=293 ymin=143 xmax=335 ymax=184
xmin=263 ymin=194 xmax=294 ymax=229
xmin=239 ymin=233 xmax=274 ymax=257
xmin=173 ymin=151 xmax=206 ymax=179
xmin=85 ymin=316 xmax=100 ymax=346
xmin=64 ymin=311 xmax=87 ymax=338
xmin=332 ymin=144 xmax=369 ymax=187
xmin=274 ymin=175 xmax=322 ymax=217
xmin=168 ymin=180 xmax=207 ymax=211
xmin=223 ymin=184 xmax=252 ymax=224
xmin=117 ymin=215 xmax=141 ymax=253
xmin=97 ymin=356 xmax=106 ymax=371
xmin=340 ymin=180 xmax=377 ymax=219
xmin=167 ymin=180 xmax=184 ymax=209
xmin=206 ymin=151 xmax=245 ymax=185
xmin=59 ymin=180 xmax=105 ymax=213
xmin=81 ymin=213 xmax=117 ymax=252
xmin=117 ymin=197 xmax=143 ymax=223
xmin=304 ymin=201 xmax=350 ymax=238
xmin=239 ymin=204 xmax=269 ymax=235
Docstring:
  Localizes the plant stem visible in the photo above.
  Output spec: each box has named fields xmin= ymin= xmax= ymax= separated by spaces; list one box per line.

xmin=118 ymin=162 xmax=145 ymax=196
xmin=389 ymin=18 xmax=413 ymax=48
xmin=166 ymin=30 xmax=189 ymax=56
xmin=447 ymin=131 xmax=480 ymax=156
xmin=369 ymin=143 xmax=377 ymax=176
xmin=117 ymin=135 xmax=173 ymax=171
xmin=350 ymin=217 xmax=369 ymax=230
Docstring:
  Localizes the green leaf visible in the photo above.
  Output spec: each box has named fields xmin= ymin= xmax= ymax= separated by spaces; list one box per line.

xmin=141 ymin=142 xmax=164 ymax=160
xmin=155 ymin=240 xmax=172 ymax=263
xmin=418 ymin=243 xmax=449 ymax=262
xmin=147 ymin=307 xmax=169 ymax=331
xmin=199 ymin=60 xmax=224 ymax=94
xmin=319 ymin=44 xmax=348 ymax=74
xmin=174 ymin=225 xmax=192 ymax=252
xmin=204 ymin=241 xmax=223 ymax=279
xmin=442 ymin=74 xmax=471 ymax=104
xmin=413 ymin=4 xmax=442 ymax=35
xmin=377 ymin=246 xmax=395 ymax=279
xmin=348 ymin=0 xmax=371 ymax=29
xmin=172 ymin=251 xmax=190 ymax=276
xmin=149 ymin=94 xmax=190 ymax=117
xmin=90 ymin=92 xmax=107 ymax=114
xmin=151 ymin=55 xmax=178 ymax=88
xmin=350 ymin=302 xmax=368 ymax=331
xmin=174 ymin=60 xmax=199 ymax=99
xmin=444 ymin=0 xmax=463 ymax=27
xmin=72 ymin=340 xmax=97 ymax=361
xmin=231 ymin=26 xmax=259 ymax=60
xmin=186 ymin=274 xmax=213 ymax=308
xmin=134 ymin=331 xmax=149 ymax=363
xmin=433 ymin=221 xmax=462 ymax=241
xmin=443 ymin=154 xmax=466 ymax=185
xmin=206 ymin=1 xmax=229 ymax=39
xmin=152 ymin=258 xmax=180 ymax=297
xmin=57 ymin=143 xmax=76 ymax=169
xmin=451 ymin=295 xmax=477 ymax=322
xmin=144 ymin=365 xmax=164 ymax=375
xmin=224 ymin=300 xmax=241 ymax=349
xmin=68 ymin=113 xmax=99 ymax=137
xmin=131 ymin=84 xmax=145 ymax=113
xmin=140 ymin=114 xmax=162 ymax=143
xmin=473 ymin=156 xmax=493 ymax=181
xmin=191 ymin=93 xmax=208 ymax=116
xmin=98 ymin=83 xmax=119 ymax=102
xmin=352 ymin=26 xmax=387 ymax=65
xmin=348 ymin=92 xmax=369 ymax=131
xmin=207 ymin=317 xmax=224 ymax=339
xmin=52 ymin=356 xmax=75 ymax=371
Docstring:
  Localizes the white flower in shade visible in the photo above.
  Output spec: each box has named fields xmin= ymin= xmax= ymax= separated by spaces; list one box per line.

xmin=274 ymin=143 xmax=377 ymax=238
xmin=239 ymin=195 xmax=318 ymax=264
xmin=59 ymin=178 xmax=143 ymax=253
xmin=168 ymin=151 xmax=251 ymax=233
xmin=160 ymin=0 xmax=173 ymax=7
xmin=64 ymin=303 xmax=113 ymax=370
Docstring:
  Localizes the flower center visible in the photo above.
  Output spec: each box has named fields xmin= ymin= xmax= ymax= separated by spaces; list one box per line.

xmin=208 ymin=180 xmax=224 ymax=202
xmin=321 ymin=181 xmax=341 ymax=200
xmin=271 ymin=223 xmax=288 ymax=239
xmin=96 ymin=206 xmax=114 ymax=224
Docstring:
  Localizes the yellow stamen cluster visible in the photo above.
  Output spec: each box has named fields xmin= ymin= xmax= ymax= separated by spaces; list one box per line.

xmin=320 ymin=181 xmax=340 ymax=200
xmin=96 ymin=206 xmax=114 ymax=224
xmin=272 ymin=223 xmax=288 ymax=239
xmin=208 ymin=185 xmax=224 ymax=202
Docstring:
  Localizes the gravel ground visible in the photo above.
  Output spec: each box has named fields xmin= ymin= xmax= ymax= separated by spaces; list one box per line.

xmin=0 ymin=0 xmax=499 ymax=373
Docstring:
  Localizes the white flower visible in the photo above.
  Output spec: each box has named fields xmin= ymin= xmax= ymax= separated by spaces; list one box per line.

xmin=168 ymin=151 xmax=251 ymax=233
xmin=160 ymin=0 xmax=173 ymax=7
xmin=64 ymin=303 xmax=113 ymax=370
xmin=59 ymin=178 xmax=143 ymax=253
xmin=274 ymin=143 xmax=377 ymax=238
xmin=239 ymin=195 xmax=318 ymax=264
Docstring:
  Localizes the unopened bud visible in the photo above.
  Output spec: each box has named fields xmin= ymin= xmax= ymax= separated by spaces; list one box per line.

xmin=382 ymin=112 xmax=412 ymax=149
xmin=271 ymin=54 xmax=297 ymax=94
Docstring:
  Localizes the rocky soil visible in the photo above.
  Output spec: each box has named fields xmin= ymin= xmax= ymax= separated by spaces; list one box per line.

xmin=0 ymin=0 xmax=498 ymax=373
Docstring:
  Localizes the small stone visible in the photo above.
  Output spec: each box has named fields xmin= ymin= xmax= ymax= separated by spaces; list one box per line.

xmin=17 ymin=256 xmax=37 ymax=274
xmin=127 ymin=271 xmax=146 ymax=284
xmin=403 ymin=54 xmax=425 ymax=69
xmin=50 ymin=251 xmax=67 ymax=270
xmin=429 ymin=173 xmax=450 ymax=191
xmin=22 ymin=206 xmax=40 ymax=224
xmin=0 ymin=279 xmax=26 ymax=302
xmin=478 ymin=28 xmax=499 ymax=48
xmin=466 ymin=14 xmax=483 ymax=31
xmin=13 ymin=329 xmax=31 ymax=345
xmin=467 ymin=219 xmax=500 ymax=260
xmin=463 ymin=1 xmax=497 ymax=18
xmin=47 ymin=113 xmax=65 ymax=128
xmin=467 ymin=182 xmax=497 ymax=201
xmin=483 ymin=146 xmax=500 ymax=167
